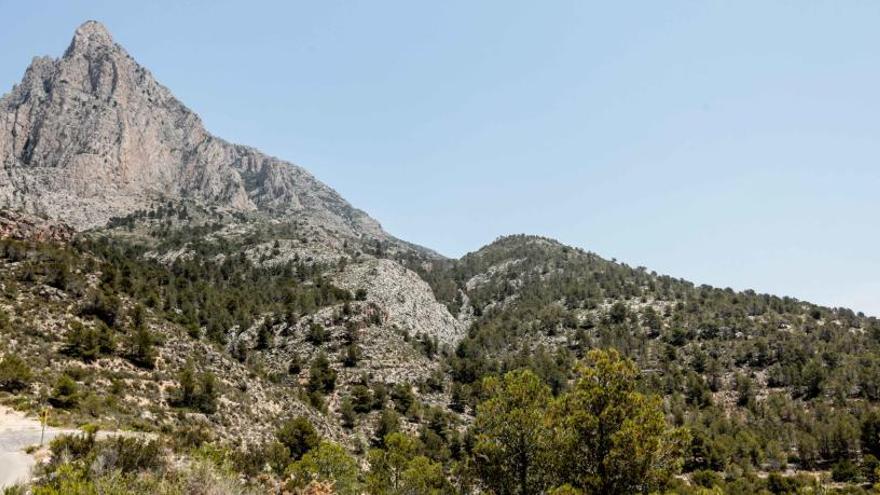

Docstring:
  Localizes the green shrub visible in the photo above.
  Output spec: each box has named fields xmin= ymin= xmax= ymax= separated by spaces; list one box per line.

xmin=125 ymin=326 xmax=156 ymax=369
xmin=48 ymin=431 xmax=96 ymax=465
xmin=306 ymin=323 xmax=329 ymax=346
xmin=48 ymin=374 xmax=79 ymax=409
xmin=307 ymin=352 xmax=336 ymax=393
xmin=350 ymin=384 xmax=373 ymax=414
xmin=286 ymin=441 xmax=360 ymax=495
xmin=863 ymin=454 xmax=880 ymax=483
xmin=276 ymin=416 xmax=320 ymax=461
xmin=63 ymin=321 xmax=115 ymax=362
xmin=373 ymin=408 xmax=400 ymax=447
xmin=288 ymin=354 xmax=303 ymax=375
xmin=340 ymin=396 xmax=356 ymax=428
xmin=0 ymin=353 xmax=32 ymax=392
xmin=832 ymin=458 xmax=861 ymax=483
xmin=78 ymin=290 xmax=121 ymax=327
xmin=341 ymin=343 xmax=360 ymax=367
xmin=98 ymin=436 xmax=163 ymax=473
xmin=691 ymin=469 xmax=722 ymax=488
xmin=170 ymin=362 xmax=218 ymax=414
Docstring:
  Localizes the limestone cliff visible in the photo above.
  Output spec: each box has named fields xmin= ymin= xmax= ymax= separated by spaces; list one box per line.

xmin=0 ymin=21 xmax=384 ymax=239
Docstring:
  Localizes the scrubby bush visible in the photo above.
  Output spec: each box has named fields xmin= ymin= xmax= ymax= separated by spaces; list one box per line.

xmin=78 ymin=290 xmax=121 ymax=327
xmin=306 ymin=323 xmax=329 ymax=346
xmin=48 ymin=374 xmax=79 ymax=409
xmin=171 ymin=362 xmax=218 ymax=414
xmin=832 ymin=458 xmax=861 ymax=482
xmin=276 ymin=416 xmax=320 ymax=461
xmin=63 ymin=321 xmax=115 ymax=362
xmin=125 ymin=326 xmax=157 ymax=369
xmin=0 ymin=353 xmax=32 ymax=392
xmin=341 ymin=343 xmax=360 ymax=367
xmin=307 ymin=352 xmax=336 ymax=393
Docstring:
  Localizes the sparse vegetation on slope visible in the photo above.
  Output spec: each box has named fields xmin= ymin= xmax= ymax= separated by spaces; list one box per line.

xmin=0 ymin=19 xmax=876 ymax=494
xmin=401 ymin=234 xmax=880 ymax=493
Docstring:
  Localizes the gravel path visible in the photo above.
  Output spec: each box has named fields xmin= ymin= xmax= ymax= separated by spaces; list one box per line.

xmin=0 ymin=407 xmax=72 ymax=489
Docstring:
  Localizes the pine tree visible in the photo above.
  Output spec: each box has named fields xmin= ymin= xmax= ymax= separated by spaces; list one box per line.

xmin=176 ymin=361 xmax=197 ymax=407
xmin=308 ymin=352 xmax=337 ymax=393
xmin=473 ymin=369 xmax=553 ymax=495
xmin=340 ymin=396 xmax=356 ymax=429
xmin=277 ymin=416 xmax=321 ymax=461
xmin=126 ymin=326 xmax=156 ymax=369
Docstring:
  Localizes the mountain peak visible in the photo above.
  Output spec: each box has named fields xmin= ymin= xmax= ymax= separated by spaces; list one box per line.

xmin=0 ymin=20 xmax=395 ymax=244
xmin=66 ymin=20 xmax=115 ymax=55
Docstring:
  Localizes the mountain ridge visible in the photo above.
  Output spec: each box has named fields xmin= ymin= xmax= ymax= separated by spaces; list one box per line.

xmin=0 ymin=20 xmax=400 ymax=249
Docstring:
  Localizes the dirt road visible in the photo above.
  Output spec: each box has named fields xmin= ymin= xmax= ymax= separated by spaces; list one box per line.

xmin=0 ymin=406 xmax=70 ymax=489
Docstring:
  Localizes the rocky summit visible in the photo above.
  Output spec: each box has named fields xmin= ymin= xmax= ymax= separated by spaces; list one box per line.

xmin=0 ymin=21 xmax=383 ymax=239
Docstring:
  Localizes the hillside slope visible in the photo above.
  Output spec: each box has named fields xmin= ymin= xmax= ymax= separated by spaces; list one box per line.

xmin=1 ymin=20 xmax=879 ymax=495
xmin=401 ymin=235 xmax=880 ymax=483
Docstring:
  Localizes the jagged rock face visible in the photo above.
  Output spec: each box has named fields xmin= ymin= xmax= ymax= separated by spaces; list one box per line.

xmin=0 ymin=21 xmax=384 ymax=237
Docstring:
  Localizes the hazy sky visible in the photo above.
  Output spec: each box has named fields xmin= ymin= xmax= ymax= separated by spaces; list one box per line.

xmin=1 ymin=1 xmax=878 ymax=315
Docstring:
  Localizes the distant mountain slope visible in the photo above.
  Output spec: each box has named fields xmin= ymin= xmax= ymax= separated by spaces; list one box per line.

xmin=0 ymin=21 xmax=386 ymax=242
xmin=397 ymin=235 xmax=880 ymax=483
xmin=407 ymin=234 xmax=874 ymax=356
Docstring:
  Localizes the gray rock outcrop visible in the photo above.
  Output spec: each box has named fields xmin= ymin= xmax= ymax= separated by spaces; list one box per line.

xmin=0 ymin=21 xmax=384 ymax=238
xmin=334 ymin=258 xmax=465 ymax=347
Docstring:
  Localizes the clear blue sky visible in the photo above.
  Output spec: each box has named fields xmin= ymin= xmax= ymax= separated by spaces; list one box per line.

xmin=1 ymin=1 xmax=879 ymax=315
